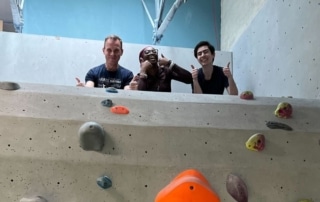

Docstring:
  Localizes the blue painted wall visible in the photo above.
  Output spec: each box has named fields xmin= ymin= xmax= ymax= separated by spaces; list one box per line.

xmin=23 ymin=0 xmax=221 ymax=49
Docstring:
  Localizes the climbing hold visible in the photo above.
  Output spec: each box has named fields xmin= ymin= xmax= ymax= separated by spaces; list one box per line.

xmin=0 ymin=81 xmax=20 ymax=90
xmin=78 ymin=122 xmax=105 ymax=151
xmin=110 ymin=105 xmax=130 ymax=114
xmin=101 ymin=99 xmax=113 ymax=107
xmin=20 ymin=196 xmax=47 ymax=202
xmin=226 ymin=173 xmax=248 ymax=202
xmin=245 ymin=133 xmax=265 ymax=151
xmin=274 ymin=102 xmax=293 ymax=118
xmin=105 ymin=87 xmax=118 ymax=93
xmin=266 ymin=121 xmax=293 ymax=131
xmin=240 ymin=91 xmax=254 ymax=100
xmin=97 ymin=175 xmax=112 ymax=189
xmin=155 ymin=169 xmax=220 ymax=202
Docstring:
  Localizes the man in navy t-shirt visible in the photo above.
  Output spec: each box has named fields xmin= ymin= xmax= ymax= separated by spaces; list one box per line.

xmin=76 ymin=35 xmax=133 ymax=89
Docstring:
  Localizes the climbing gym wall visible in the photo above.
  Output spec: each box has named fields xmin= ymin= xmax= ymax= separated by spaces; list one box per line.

xmin=0 ymin=82 xmax=319 ymax=201
xmin=222 ymin=0 xmax=320 ymax=99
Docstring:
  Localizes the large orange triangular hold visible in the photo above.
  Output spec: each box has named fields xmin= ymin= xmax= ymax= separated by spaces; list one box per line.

xmin=155 ymin=169 xmax=220 ymax=202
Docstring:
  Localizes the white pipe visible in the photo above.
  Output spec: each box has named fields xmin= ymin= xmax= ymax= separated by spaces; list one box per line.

xmin=10 ymin=0 xmax=24 ymax=32
xmin=153 ymin=0 xmax=186 ymax=43
xmin=141 ymin=0 xmax=155 ymax=28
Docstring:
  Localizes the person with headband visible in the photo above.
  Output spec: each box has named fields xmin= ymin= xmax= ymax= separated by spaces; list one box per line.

xmin=125 ymin=46 xmax=192 ymax=92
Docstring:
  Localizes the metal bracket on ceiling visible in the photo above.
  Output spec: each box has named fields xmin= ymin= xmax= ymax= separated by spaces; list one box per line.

xmin=141 ymin=0 xmax=187 ymax=44
xmin=10 ymin=0 xmax=24 ymax=33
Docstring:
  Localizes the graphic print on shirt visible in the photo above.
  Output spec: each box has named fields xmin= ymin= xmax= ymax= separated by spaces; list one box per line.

xmin=97 ymin=77 xmax=122 ymax=89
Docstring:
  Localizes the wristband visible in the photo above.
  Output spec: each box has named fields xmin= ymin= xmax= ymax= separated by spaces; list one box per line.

xmin=168 ymin=60 xmax=174 ymax=70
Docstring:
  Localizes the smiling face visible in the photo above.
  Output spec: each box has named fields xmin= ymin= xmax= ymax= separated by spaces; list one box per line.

xmin=140 ymin=46 xmax=158 ymax=64
xmin=196 ymin=45 xmax=215 ymax=67
xmin=103 ymin=37 xmax=123 ymax=71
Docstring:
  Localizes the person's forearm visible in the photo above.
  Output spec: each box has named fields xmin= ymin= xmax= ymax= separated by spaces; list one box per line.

xmin=228 ymin=77 xmax=238 ymax=95
xmin=192 ymin=80 xmax=203 ymax=94
xmin=137 ymin=77 xmax=148 ymax=90
xmin=171 ymin=64 xmax=193 ymax=84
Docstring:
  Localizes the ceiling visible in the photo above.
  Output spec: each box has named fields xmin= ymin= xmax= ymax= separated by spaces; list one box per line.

xmin=0 ymin=0 xmax=15 ymax=32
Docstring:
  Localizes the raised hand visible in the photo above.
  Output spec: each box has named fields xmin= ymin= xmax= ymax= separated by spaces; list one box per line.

xmin=140 ymin=58 xmax=153 ymax=73
xmin=223 ymin=62 xmax=233 ymax=78
xmin=75 ymin=77 xmax=85 ymax=87
xmin=191 ymin=65 xmax=198 ymax=80
xmin=158 ymin=54 xmax=171 ymax=66
xmin=129 ymin=75 xmax=139 ymax=90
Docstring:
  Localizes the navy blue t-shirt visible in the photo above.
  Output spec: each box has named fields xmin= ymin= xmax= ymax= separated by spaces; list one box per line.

xmin=197 ymin=65 xmax=229 ymax=94
xmin=85 ymin=64 xmax=133 ymax=89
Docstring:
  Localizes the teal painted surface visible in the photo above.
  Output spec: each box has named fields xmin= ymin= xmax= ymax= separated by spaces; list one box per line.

xmin=23 ymin=0 xmax=221 ymax=49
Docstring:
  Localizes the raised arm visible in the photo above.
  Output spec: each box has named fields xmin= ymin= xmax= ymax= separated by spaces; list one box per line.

xmin=191 ymin=65 xmax=203 ymax=94
xmin=223 ymin=62 xmax=238 ymax=95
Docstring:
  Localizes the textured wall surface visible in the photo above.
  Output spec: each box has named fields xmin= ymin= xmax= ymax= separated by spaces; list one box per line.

xmin=0 ymin=32 xmax=231 ymax=93
xmin=223 ymin=0 xmax=320 ymax=99
xmin=0 ymin=83 xmax=319 ymax=201
xmin=221 ymin=0 xmax=266 ymax=51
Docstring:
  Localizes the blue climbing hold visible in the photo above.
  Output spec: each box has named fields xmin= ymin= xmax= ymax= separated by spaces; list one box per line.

xmin=106 ymin=87 xmax=118 ymax=93
xmin=97 ymin=176 xmax=112 ymax=189
xmin=101 ymin=99 xmax=113 ymax=107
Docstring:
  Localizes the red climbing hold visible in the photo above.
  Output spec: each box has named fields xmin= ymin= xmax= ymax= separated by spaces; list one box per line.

xmin=110 ymin=105 xmax=129 ymax=114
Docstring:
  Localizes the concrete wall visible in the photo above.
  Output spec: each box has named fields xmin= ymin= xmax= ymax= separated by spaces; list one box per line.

xmin=0 ymin=32 xmax=232 ymax=93
xmin=221 ymin=0 xmax=320 ymax=99
xmin=221 ymin=0 xmax=266 ymax=51
xmin=0 ymin=83 xmax=319 ymax=201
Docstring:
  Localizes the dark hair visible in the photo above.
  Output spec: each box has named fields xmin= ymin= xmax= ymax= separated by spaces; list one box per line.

xmin=193 ymin=41 xmax=215 ymax=58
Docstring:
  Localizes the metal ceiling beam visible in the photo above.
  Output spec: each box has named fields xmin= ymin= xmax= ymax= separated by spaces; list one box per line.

xmin=142 ymin=0 xmax=187 ymax=44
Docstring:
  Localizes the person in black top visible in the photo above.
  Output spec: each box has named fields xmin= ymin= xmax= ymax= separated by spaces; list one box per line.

xmin=191 ymin=41 xmax=238 ymax=95
xmin=75 ymin=35 xmax=133 ymax=89
xmin=127 ymin=46 xmax=192 ymax=92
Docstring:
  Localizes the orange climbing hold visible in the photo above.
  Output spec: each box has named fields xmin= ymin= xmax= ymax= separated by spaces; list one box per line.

xmin=110 ymin=105 xmax=129 ymax=114
xmin=155 ymin=169 xmax=220 ymax=202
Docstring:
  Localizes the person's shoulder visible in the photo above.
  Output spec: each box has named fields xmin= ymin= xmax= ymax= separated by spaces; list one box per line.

xmin=88 ymin=64 xmax=105 ymax=72
xmin=92 ymin=64 xmax=105 ymax=70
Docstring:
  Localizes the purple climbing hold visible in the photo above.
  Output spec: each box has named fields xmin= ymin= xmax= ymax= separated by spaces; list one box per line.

xmin=226 ymin=173 xmax=248 ymax=202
